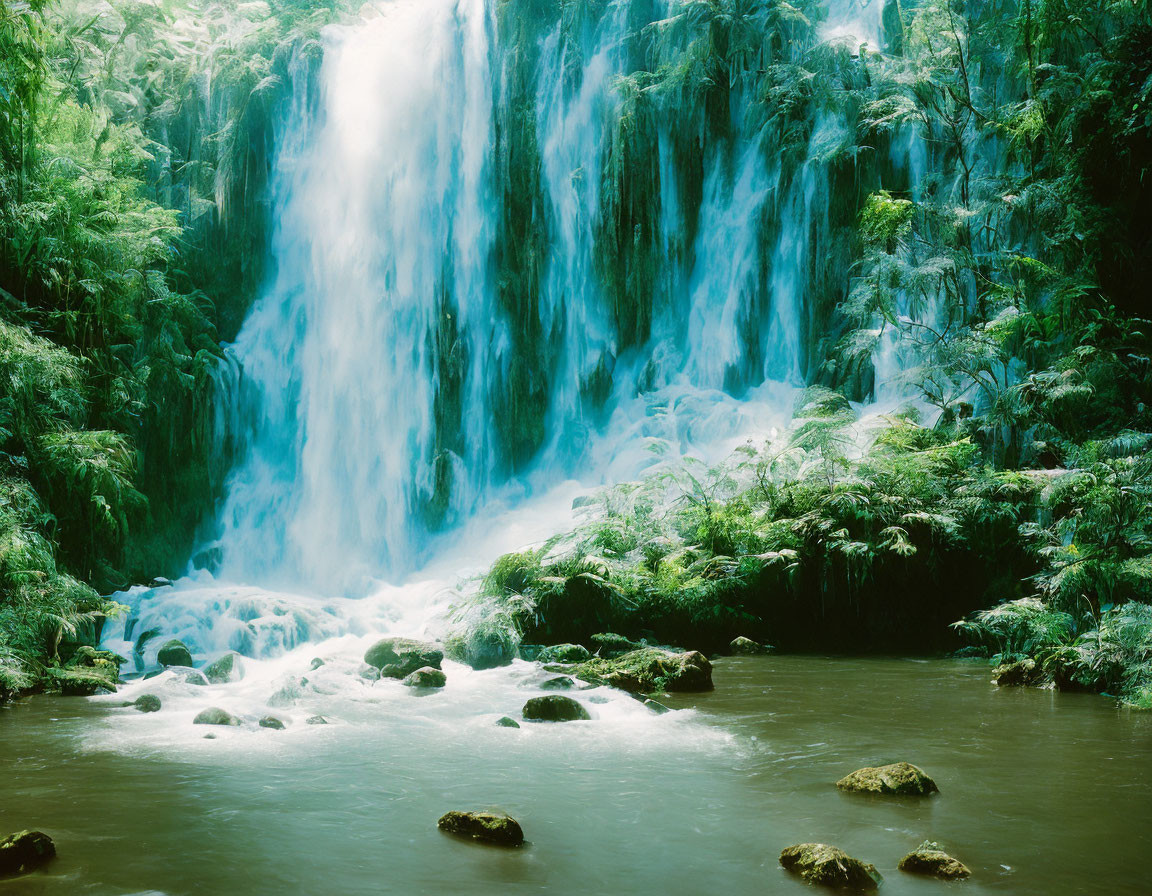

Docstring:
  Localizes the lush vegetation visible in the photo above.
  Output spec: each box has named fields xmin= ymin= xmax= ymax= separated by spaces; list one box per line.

xmin=460 ymin=0 xmax=1152 ymax=707
xmin=0 ymin=0 xmax=346 ymax=693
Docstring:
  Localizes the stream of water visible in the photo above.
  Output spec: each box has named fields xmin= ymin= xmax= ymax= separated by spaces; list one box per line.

xmin=3 ymin=657 xmax=1150 ymax=895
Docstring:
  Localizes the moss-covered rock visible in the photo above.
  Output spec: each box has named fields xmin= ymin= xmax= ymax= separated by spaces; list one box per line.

xmin=259 ymin=716 xmax=286 ymax=730
xmin=60 ymin=646 xmax=123 ymax=694
xmin=728 ymin=636 xmax=771 ymax=655
xmin=780 ymin=843 xmax=881 ymax=890
xmin=522 ymin=694 xmax=591 ymax=722
xmin=898 ymin=842 xmax=971 ymax=879
xmin=993 ymin=658 xmax=1047 ymax=687
xmin=0 ymin=830 xmax=56 ymax=876
xmin=134 ymin=694 xmax=162 ymax=713
xmin=157 ymin=639 xmax=193 ymax=668
xmin=204 ymin=653 xmax=243 ymax=684
xmin=193 ymin=707 xmax=240 ymax=726
xmin=575 ymin=648 xmax=713 ymax=693
xmin=445 ymin=629 xmax=516 ymax=670
xmin=364 ymin=638 xmax=443 ymax=678
xmin=590 ymin=632 xmax=640 ymax=657
xmin=495 ymin=716 xmax=520 ymax=728
xmin=836 ymin=762 xmax=938 ymax=796
xmin=437 ymin=811 xmax=524 ymax=847
xmin=402 ymin=667 xmax=447 ymax=689
xmin=537 ymin=643 xmax=591 ymax=663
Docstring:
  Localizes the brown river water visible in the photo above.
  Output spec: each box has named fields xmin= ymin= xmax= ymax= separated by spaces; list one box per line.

xmin=2 ymin=656 xmax=1149 ymax=895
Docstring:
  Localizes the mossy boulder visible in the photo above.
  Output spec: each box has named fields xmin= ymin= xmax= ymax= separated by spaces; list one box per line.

xmin=259 ymin=716 xmax=286 ymax=730
xmin=898 ymin=842 xmax=971 ymax=879
xmin=445 ymin=629 xmax=516 ymax=670
xmin=495 ymin=716 xmax=520 ymax=728
xmin=837 ymin=762 xmax=938 ymax=796
xmin=204 ymin=653 xmax=243 ymax=684
xmin=0 ymin=830 xmax=56 ymax=876
xmin=60 ymin=646 xmax=123 ymax=694
xmin=134 ymin=694 xmax=162 ymax=713
xmin=729 ymin=636 xmax=770 ymax=655
xmin=576 ymin=648 xmax=712 ymax=694
xmin=522 ymin=694 xmax=591 ymax=722
xmin=780 ymin=843 xmax=881 ymax=890
xmin=437 ymin=811 xmax=524 ymax=847
xmin=193 ymin=707 xmax=240 ymax=726
xmin=402 ymin=667 xmax=447 ymax=689
xmin=364 ymin=638 xmax=443 ymax=678
xmin=590 ymin=632 xmax=640 ymax=657
xmin=537 ymin=643 xmax=591 ymax=664
xmin=993 ymin=658 xmax=1047 ymax=687
xmin=157 ymin=639 xmax=193 ymax=668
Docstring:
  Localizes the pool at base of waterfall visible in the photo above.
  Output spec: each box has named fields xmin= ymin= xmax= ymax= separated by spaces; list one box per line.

xmin=1 ymin=656 xmax=1149 ymax=895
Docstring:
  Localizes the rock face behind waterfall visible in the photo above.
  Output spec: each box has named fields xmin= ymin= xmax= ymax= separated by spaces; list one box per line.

xmin=836 ymin=762 xmax=938 ymax=796
xmin=364 ymin=638 xmax=443 ymax=679
xmin=575 ymin=648 xmax=713 ymax=693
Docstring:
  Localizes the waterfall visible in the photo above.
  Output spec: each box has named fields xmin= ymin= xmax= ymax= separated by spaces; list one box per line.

xmin=200 ymin=0 xmax=891 ymax=597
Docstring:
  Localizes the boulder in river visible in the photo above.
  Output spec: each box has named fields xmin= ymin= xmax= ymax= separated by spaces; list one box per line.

xmin=537 ymin=643 xmax=592 ymax=664
xmin=364 ymin=637 xmax=443 ymax=678
xmin=306 ymin=715 xmax=328 ymax=725
xmin=445 ymin=628 xmax=516 ymax=670
xmin=193 ymin=707 xmax=240 ymax=726
xmin=157 ymin=639 xmax=193 ymax=668
xmin=134 ymin=694 xmax=162 ymax=713
xmin=437 ymin=811 xmax=524 ymax=847
xmin=576 ymin=648 xmax=713 ymax=693
xmin=590 ymin=633 xmax=640 ymax=657
xmin=836 ymin=762 xmax=938 ymax=796
xmin=728 ymin=636 xmax=771 ymax=655
xmin=522 ymin=694 xmax=590 ymax=722
xmin=259 ymin=716 xmax=286 ymax=730
xmin=309 ymin=657 xmax=326 ymax=671
xmin=0 ymin=830 xmax=56 ymax=876
xmin=993 ymin=658 xmax=1047 ymax=687
xmin=402 ymin=667 xmax=447 ymax=689
xmin=898 ymin=841 xmax=971 ymax=880
xmin=539 ymin=675 xmax=575 ymax=690
xmin=495 ymin=716 xmax=520 ymax=728
xmin=57 ymin=646 xmax=123 ymax=695
xmin=204 ymin=653 xmax=243 ymax=684
xmin=780 ymin=843 xmax=881 ymax=890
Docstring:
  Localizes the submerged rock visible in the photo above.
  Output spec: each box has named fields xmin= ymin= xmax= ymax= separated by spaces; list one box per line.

xmin=181 ymin=668 xmax=210 ymax=686
xmin=157 ymin=639 xmax=193 ymax=668
xmin=898 ymin=842 xmax=971 ymax=880
xmin=641 ymin=697 xmax=671 ymax=714
xmin=364 ymin=638 xmax=443 ymax=678
xmin=522 ymin=694 xmax=590 ymax=722
xmin=437 ymin=811 xmax=524 ymax=847
xmin=193 ymin=707 xmax=240 ymax=726
xmin=780 ymin=843 xmax=881 ymax=890
xmin=728 ymin=636 xmax=771 ymax=655
xmin=309 ymin=657 xmax=326 ymax=671
xmin=204 ymin=653 xmax=243 ymax=684
xmin=402 ymin=667 xmax=447 ymax=689
xmin=537 ymin=643 xmax=591 ymax=664
xmin=0 ymin=830 xmax=56 ymax=875
xmin=268 ymin=677 xmax=306 ymax=707
xmin=836 ymin=762 xmax=938 ymax=796
xmin=495 ymin=716 xmax=520 ymax=728
xmin=993 ymin=658 xmax=1046 ymax=687
xmin=590 ymin=633 xmax=640 ymax=657
xmin=539 ymin=676 xmax=575 ymax=690
xmin=576 ymin=648 xmax=712 ymax=694
xmin=134 ymin=694 xmax=162 ymax=713
xmin=259 ymin=716 xmax=286 ymax=730
xmin=306 ymin=715 xmax=328 ymax=725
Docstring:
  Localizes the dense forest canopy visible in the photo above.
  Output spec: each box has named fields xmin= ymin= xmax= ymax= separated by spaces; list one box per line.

xmin=0 ymin=0 xmax=1150 ymax=706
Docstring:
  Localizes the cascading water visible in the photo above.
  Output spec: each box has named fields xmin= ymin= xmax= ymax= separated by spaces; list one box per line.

xmin=100 ymin=0 xmax=904 ymax=742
